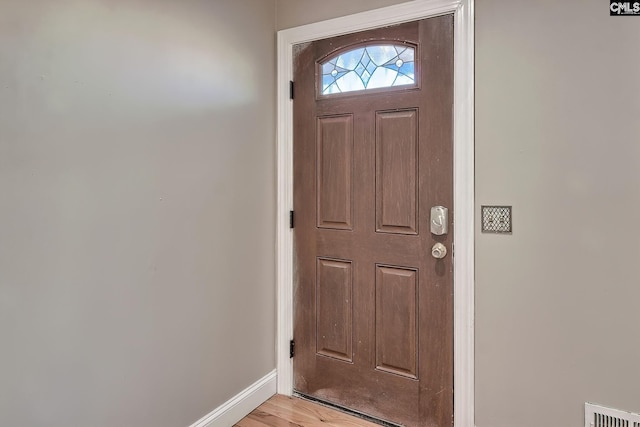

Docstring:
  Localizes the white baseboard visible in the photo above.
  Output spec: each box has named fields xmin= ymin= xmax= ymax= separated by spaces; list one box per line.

xmin=188 ymin=370 xmax=277 ymax=427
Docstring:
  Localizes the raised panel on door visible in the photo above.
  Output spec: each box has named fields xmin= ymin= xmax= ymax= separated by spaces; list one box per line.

xmin=317 ymin=115 xmax=353 ymax=230
xmin=375 ymin=109 xmax=418 ymax=235
xmin=375 ymin=265 xmax=418 ymax=379
xmin=316 ymin=258 xmax=353 ymax=362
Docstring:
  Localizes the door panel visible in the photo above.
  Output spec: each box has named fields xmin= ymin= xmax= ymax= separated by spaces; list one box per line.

xmin=375 ymin=265 xmax=418 ymax=379
xmin=316 ymin=258 xmax=353 ymax=362
xmin=293 ymin=16 xmax=454 ymax=427
xmin=375 ymin=109 xmax=419 ymax=234
xmin=316 ymin=115 xmax=353 ymax=230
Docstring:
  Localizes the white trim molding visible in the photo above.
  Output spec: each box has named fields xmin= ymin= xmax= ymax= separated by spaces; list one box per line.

xmin=188 ymin=370 xmax=276 ymax=427
xmin=276 ymin=1 xmax=475 ymax=427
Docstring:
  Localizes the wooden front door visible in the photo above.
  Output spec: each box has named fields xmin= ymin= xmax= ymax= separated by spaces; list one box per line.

xmin=293 ymin=15 xmax=453 ymax=427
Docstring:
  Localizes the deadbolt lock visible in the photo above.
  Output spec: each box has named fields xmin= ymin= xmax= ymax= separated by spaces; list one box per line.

xmin=430 ymin=206 xmax=448 ymax=235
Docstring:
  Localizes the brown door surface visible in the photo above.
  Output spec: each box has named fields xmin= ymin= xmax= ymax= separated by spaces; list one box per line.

xmin=293 ymin=16 xmax=454 ymax=427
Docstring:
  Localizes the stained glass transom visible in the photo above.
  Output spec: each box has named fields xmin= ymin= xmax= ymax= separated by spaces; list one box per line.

xmin=321 ymin=44 xmax=415 ymax=95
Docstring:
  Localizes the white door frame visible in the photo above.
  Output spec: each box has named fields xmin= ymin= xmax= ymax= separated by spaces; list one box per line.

xmin=275 ymin=1 xmax=474 ymax=426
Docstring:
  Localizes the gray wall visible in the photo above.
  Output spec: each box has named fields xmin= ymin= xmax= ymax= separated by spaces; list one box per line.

xmin=276 ymin=0 xmax=410 ymax=29
xmin=476 ymin=1 xmax=640 ymax=426
xmin=0 ymin=1 xmax=275 ymax=426
xmin=278 ymin=1 xmax=640 ymax=426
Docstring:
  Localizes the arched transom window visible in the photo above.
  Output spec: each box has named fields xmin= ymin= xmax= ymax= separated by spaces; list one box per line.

xmin=320 ymin=44 xmax=416 ymax=95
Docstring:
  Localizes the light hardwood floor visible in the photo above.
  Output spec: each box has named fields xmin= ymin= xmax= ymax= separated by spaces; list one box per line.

xmin=235 ymin=395 xmax=381 ymax=427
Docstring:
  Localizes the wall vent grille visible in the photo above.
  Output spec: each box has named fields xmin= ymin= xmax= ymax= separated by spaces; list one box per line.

xmin=586 ymin=403 xmax=640 ymax=427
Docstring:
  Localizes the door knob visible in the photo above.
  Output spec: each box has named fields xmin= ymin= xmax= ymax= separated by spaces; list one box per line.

xmin=431 ymin=242 xmax=447 ymax=259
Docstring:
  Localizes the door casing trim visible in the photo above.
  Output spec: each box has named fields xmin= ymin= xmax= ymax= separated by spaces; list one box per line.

xmin=276 ymin=2 xmax=475 ymax=426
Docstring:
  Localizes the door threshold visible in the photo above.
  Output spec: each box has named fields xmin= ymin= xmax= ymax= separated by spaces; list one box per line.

xmin=293 ymin=391 xmax=404 ymax=427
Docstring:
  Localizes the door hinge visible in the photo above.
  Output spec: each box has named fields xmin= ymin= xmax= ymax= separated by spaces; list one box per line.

xmin=289 ymin=210 xmax=294 ymax=229
xmin=289 ymin=81 xmax=294 ymax=100
xmin=289 ymin=340 xmax=295 ymax=358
